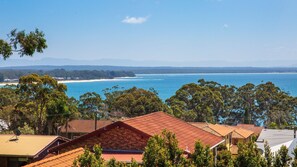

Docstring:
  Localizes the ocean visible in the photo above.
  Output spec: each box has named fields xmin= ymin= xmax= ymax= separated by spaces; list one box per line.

xmin=65 ymin=73 xmax=297 ymax=100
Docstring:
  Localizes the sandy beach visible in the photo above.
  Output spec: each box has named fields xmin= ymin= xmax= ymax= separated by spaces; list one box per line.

xmin=0 ymin=77 xmax=137 ymax=86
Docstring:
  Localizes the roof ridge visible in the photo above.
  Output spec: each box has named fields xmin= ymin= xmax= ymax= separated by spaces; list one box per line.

xmin=122 ymin=111 xmax=165 ymax=122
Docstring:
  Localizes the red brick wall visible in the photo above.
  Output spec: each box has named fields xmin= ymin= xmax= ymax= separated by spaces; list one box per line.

xmin=60 ymin=126 xmax=149 ymax=153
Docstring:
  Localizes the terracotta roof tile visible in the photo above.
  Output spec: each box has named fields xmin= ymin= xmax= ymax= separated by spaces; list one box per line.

xmin=190 ymin=123 xmax=233 ymax=137
xmin=122 ymin=112 xmax=224 ymax=152
xmin=237 ymin=124 xmax=263 ymax=135
xmin=51 ymin=112 xmax=224 ymax=154
xmin=227 ymin=126 xmax=254 ymax=139
xmin=59 ymin=120 xmax=113 ymax=133
xmin=102 ymin=153 xmax=143 ymax=163
xmin=208 ymin=124 xmax=233 ymax=136
xmin=24 ymin=147 xmax=84 ymax=167
xmin=26 ymin=147 xmax=143 ymax=167
xmin=190 ymin=123 xmax=221 ymax=137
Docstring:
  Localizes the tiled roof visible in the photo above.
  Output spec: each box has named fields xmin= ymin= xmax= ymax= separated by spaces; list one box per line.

xmin=25 ymin=148 xmax=143 ymax=166
xmin=59 ymin=120 xmax=113 ymax=133
xmin=227 ymin=126 xmax=254 ymax=139
xmin=236 ymin=124 xmax=263 ymax=135
xmin=190 ymin=122 xmax=221 ymax=137
xmin=190 ymin=123 xmax=233 ymax=137
xmin=50 ymin=112 xmax=224 ymax=153
xmin=102 ymin=153 xmax=143 ymax=163
xmin=24 ymin=148 xmax=84 ymax=167
xmin=208 ymin=124 xmax=233 ymax=136
xmin=122 ymin=112 xmax=224 ymax=152
xmin=0 ymin=135 xmax=69 ymax=158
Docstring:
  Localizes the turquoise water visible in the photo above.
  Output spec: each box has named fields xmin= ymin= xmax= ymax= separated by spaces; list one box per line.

xmin=65 ymin=73 xmax=297 ymax=100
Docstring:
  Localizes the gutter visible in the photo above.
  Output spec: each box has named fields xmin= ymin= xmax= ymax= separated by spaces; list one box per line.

xmin=210 ymin=139 xmax=225 ymax=150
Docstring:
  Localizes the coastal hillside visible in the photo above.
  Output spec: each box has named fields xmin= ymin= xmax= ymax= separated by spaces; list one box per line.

xmin=1 ymin=66 xmax=297 ymax=74
xmin=0 ymin=69 xmax=135 ymax=82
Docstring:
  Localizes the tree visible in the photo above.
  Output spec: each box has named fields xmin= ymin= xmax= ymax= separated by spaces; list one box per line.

xmin=264 ymin=141 xmax=273 ymax=167
xmin=235 ymin=141 xmax=266 ymax=167
xmin=235 ymin=83 xmax=257 ymax=124
xmin=198 ymin=79 xmax=237 ymax=123
xmin=292 ymin=146 xmax=297 ymax=167
xmin=190 ymin=140 xmax=213 ymax=167
xmin=256 ymin=82 xmax=297 ymax=128
xmin=0 ymin=29 xmax=47 ymax=60
xmin=0 ymin=85 xmax=20 ymax=130
xmin=79 ymin=92 xmax=104 ymax=119
xmin=273 ymin=145 xmax=291 ymax=167
xmin=216 ymin=150 xmax=234 ymax=167
xmin=110 ymin=87 xmax=169 ymax=117
xmin=16 ymin=74 xmax=68 ymax=134
xmin=142 ymin=130 xmax=187 ymax=167
xmin=73 ymin=145 xmax=104 ymax=167
xmin=166 ymin=83 xmax=223 ymax=122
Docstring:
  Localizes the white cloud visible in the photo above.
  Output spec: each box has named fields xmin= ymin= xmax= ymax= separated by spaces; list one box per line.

xmin=223 ymin=24 xmax=229 ymax=28
xmin=122 ymin=16 xmax=148 ymax=24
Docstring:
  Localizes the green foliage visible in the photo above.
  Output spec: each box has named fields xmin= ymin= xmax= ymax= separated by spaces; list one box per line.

xmin=235 ymin=141 xmax=265 ymax=167
xmin=106 ymin=158 xmax=127 ymax=167
xmin=273 ymin=145 xmax=291 ymax=167
xmin=109 ymin=87 xmax=169 ymax=117
xmin=0 ymin=122 xmax=34 ymax=135
xmin=190 ymin=140 xmax=213 ymax=167
xmin=0 ymin=69 xmax=135 ymax=81
xmin=166 ymin=80 xmax=297 ymax=127
xmin=73 ymin=145 xmax=105 ymax=167
xmin=292 ymin=146 xmax=297 ymax=167
xmin=0 ymin=29 xmax=47 ymax=60
xmin=15 ymin=74 xmax=79 ymax=134
xmin=142 ymin=130 xmax=187 ymax=167
xmin=166 ymin=82 xmax=223 ymax=122
xmin=264 ymin=141 xmax=273 ymax=167
xmin=79 ymin=92 xmax=103 ymax=119
xmin=216 ymin=150 xmax=234 ymax=167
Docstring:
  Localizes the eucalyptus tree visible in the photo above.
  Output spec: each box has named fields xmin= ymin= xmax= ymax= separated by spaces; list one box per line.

xmin=255 ymin=82 xmax=297 ymax=128
xmin=16 ymin=74 xmax=68 ymax=134
xmin=166 ymin=83 xmax=223 ymax=122
xmin=111 ymin=87 xmax=169 ymax=117
xmin=197 ymin=79 xmax=237 ymax=123
xmin=0 ymin=85 xmax=19 ymax=130
xmin=235 ymin=83 xmax=257 ymax=124
xmin=79 ymin=92 xmax=103 ymax=119
xmin=0 ymin=29 xmax=47 ymax=60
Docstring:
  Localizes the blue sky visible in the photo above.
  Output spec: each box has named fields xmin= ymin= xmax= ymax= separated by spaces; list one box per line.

xmin=1 ymin=0 xmax=297 ymax=66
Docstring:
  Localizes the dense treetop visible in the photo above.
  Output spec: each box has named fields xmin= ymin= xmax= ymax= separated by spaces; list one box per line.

xmin=0 ymin=29 xmax=47 ymax=60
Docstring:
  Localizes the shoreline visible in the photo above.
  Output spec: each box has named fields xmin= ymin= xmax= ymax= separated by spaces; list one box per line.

xmin=0 ymin=77 xmax=137 ymax=86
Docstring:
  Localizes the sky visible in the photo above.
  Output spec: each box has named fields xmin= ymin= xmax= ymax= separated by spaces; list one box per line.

xmin=1 ymin=0 xmax=297 ymax=66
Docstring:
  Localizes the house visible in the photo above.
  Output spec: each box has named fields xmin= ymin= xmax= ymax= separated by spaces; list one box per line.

xmin=49 ymin=112 xmax=225 ymax=163
xmin=24 ymin=147 xmax=143 ymax=167
xmin=227 ymin=126 xmax=254 ymax=155
xmin=236 ymin=124 xmax=263 ymax=136
xmin=59 ymin=120 xmax=113 ymax=139
xmin=256 ymin=129 xmax=297 ymax=159
xmin=190 ymin=122 xmax=233 ymax=150
xmin=0 ymin=135 xmax=69 ymax=167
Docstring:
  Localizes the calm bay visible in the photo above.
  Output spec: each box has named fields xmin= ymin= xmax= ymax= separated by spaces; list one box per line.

xmin=65 ymin=73 xmax=297 ymax=100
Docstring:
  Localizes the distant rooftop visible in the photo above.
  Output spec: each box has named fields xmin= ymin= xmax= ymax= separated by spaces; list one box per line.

xmin=59 ymin=120 xmax=113 ymax=133
xmin=256 ymin=129 xmax=296 ymax=151
xmin=0 ymin=135 xmax=68 ymax=158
